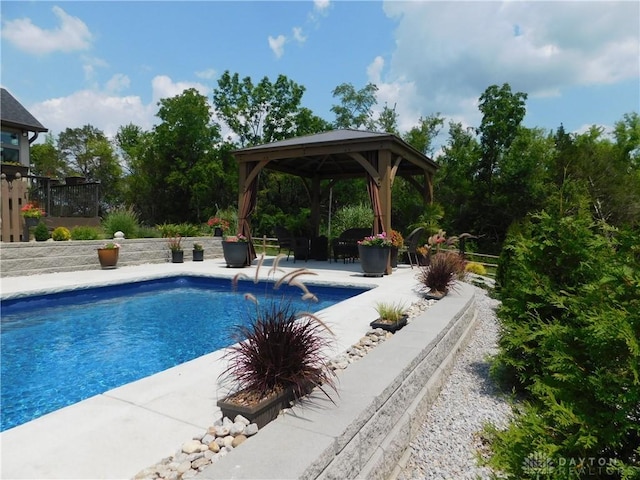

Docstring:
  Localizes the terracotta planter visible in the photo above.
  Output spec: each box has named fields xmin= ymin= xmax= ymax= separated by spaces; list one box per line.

xmin=97 ymin=248 xmax=119 ymax=269
xmin=192 ymin=249 xmax=204 ymax=262
xmin=222 ymin=241 xmax=248 ymax=267
xmin=358 ymin=245 xmax=390 ymax=277
xmin=370 ymin=314 xmax=408 ymax=333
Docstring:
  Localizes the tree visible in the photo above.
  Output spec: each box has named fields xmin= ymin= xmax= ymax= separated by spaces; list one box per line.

xmin=476 ymin=83 xmax=528 ymax=191
xmin=403 ymin=114 xmax=444 ymax=157
xmin=149 ymin=88 xmax=226 ymax=223
xmin=330 ymin=82 xmax=378 ymax=129
xmin=57 ymin=125 xmax=123 ymax=208
xmin=29 ymin=133 xmax=67 ymax=178
xmin=376 ymin=103 xmax=399 ymax=135
xmin=213 ymin=71 xmax=306 ymax=147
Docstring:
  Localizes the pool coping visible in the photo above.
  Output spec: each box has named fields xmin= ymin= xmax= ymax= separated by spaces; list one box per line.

xmin=1 ymin=258 xmax=432 ymax=479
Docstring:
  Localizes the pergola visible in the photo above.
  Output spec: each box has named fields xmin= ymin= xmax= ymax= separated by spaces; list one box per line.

xmin=233 ymin=129 xmax=439 ymax=272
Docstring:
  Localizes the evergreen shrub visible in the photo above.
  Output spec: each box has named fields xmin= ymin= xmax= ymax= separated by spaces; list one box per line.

xmin=486 ymin=209 xmax=640 ymax=478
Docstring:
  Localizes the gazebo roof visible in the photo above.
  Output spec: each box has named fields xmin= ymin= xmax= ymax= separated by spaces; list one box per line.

xmin=232 ymin=129 xmax=438 ymax=180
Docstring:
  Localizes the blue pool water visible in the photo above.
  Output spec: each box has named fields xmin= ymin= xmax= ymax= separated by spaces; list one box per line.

xmin=0 ymin=276 xmax=367 ymax=432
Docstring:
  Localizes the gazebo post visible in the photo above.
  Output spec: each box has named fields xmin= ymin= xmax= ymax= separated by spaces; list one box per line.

xmin=379 ymin=149 xmax=393 ymax=275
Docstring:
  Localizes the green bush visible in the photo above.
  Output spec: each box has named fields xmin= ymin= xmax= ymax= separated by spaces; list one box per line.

xmin=70 ymin=226 xmax=101 ymax=240
xmin=136 ymin=226 xmax=162 ymax=238
xmin=331 ymin=204 xmax=373 ymax=239
xmin=464 ymin=261 xmax=486 ymax=276
xmin=485 ymin=209 xmax=640 ymax=478
xmin=33 ymin=222 xmax=49 ymax=241
xmin=156 ymin=223 xmax=201 ymax=238
xmin=51 ymin=226 xmax=71 ymax=241
xmin=102 ymin=207 xmax=139 ymax=239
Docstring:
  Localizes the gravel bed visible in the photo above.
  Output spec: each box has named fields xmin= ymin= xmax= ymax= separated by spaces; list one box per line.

xmin=396 ymin=286 xmax=512 ymax=480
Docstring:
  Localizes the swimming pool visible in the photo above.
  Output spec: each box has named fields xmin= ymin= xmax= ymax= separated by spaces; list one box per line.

xmin=0 ymin=275 xmax=367 ymax=432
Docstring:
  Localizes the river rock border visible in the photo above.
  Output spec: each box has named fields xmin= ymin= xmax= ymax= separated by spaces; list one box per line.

xmin=132 ymin=298 xmax=437 ymax=480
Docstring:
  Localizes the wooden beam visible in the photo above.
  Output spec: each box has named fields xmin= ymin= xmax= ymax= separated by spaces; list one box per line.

xmin=347 ymin=152 xmax=380 ymax=186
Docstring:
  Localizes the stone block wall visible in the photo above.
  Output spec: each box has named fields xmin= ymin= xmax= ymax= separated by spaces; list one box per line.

xmin=0 ymin=237 xmax=223 ymax=277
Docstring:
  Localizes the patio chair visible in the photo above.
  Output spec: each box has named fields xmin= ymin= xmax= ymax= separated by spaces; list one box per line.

xmin=405 ymin=227 xmax=424 ymax=269
xmin=275 ymin=226 xmax=294 ymax=260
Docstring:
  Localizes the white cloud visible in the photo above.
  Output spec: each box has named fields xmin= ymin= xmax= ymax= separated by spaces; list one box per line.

xmin=151 ymin=75 xmax=209 ymax=105
xmin=1 ymin=6 xmax=92 ymax=55
xmin=196 ymin=68 xmax=217 ymax=80
xmin=30 ymin=91 xmax=152 ymax=140
xmin=379 ymin=1 xmax=639 ymax=130
xmin=268 ymin=35 xmax=286 ymax=59
xmin=105 ymin=74 xmax=130 ymax=93
xmin=29 ymin=75 xmax=211 ymax=140
xmin=292 ymin=27 xmax=306 ymax=44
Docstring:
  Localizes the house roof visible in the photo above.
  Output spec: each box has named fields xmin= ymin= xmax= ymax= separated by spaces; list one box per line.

xmin=232 ymin=129 xmax=438 ymax=180
xmin=0 ymin=88 xmax=48 ymax=132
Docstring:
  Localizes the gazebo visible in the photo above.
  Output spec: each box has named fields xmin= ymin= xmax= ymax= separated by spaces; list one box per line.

xmin=232 ymin=129 xmax=439 ymax=272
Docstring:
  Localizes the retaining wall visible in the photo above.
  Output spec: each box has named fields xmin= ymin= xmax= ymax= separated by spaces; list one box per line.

xmin=199 ymin=282 xmax=477 ymax=480
xmin=0 ymin=237 xmax=224 ymax=277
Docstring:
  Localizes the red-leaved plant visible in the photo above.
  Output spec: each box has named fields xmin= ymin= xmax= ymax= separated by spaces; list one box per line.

xmin=219 ymin=255 xmax=337 ymax=405
xmin=418 ymin=251 xmax=465 ymax=295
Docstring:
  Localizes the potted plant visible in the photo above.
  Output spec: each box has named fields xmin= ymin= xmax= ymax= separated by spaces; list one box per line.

xmin=370 ymin=301 xmax=408 ymax=333
xmin=207 ymin=216 xmax=230 ymax=237
xmin=417 ymin=251 xmax=465 ymax=299
xmin=389 ymin=229 xmax=404 ymax=268
xmin=357 ymin=232 xmax=392 ymax=277
xmin=192 ymin=242 xmax=204 ymax=261
xmin=222 ymin=234 xmax=249 ymax=267
xmin=217 ymin=257 xmax=337 ymax=428
xmin=167 ymin=235 xmax=184 ymax=263
xmin=97 ymin=242 xmax=120 ymax=269
xmin=20 ymin=203 xmax=45 ymax=240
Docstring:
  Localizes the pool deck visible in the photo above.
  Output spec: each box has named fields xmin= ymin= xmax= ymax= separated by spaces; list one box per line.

xmin=0 ymin=257 xmax=426 ymax=480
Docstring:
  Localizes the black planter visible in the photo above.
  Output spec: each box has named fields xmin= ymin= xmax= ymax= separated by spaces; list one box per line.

xmin=358 ymin=245 xmax=390 ymax=277
xmin=217 ymin=387 xmax=295 ymax=429
xmin=171 ymin=250 xmax=184 ymax=263
xmin=23 ymin=217 xmax=39 ymax=242
xmin=369 ymin=315 xmax=408 ymax=333
xmin=222 ymin=241 xmax=248 ymax=267
xmin=390 ymin=246 xmax=399 ymax=268
xmin=192 ymin=249 xmax=204 ymax=261
xmin=213 ymin=227 xmax=223 ymax=237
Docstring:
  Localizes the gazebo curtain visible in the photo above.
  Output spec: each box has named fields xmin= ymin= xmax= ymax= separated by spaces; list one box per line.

xmin=239 ymin=161 xmax=259 ymax=264
xmin=366 ymin=152 xmax=384 ymax=235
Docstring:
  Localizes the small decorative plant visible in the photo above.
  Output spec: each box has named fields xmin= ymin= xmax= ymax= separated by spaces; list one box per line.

xmin=389 ymin=229 xmax=404 ymax=248
xmin=207 ymin=216 xmax=230 ymax=233
xmin=358 ymin=232 xmax=392 ymax=247
xmin=33 ymin=222 xmax=49 ymax=241
xmin=224 ymin=234 xmax=248 ymax=242
xmin=193 ymin=242 xmax=203 ymax=251
xmin=51 ymin=226 xmax=71 ymax=241
xmin=418 ymin=251 xmax=465 ymax=298
xmin=167 ymin=235 xmax=183 ymax=252
xmin=21 ymin=203 xmax=45 ymax=219
xmin=374 ymin=301 xmax=407 ymax=324
xmin=101 ymin=242 xmax=120 ymax=250
xmin=465 ymin=261 xmax=487 ymax=276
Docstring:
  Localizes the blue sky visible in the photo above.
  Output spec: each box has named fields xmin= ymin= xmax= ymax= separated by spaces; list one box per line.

xmin=1 ymin=1 xmax=638 ymax=152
